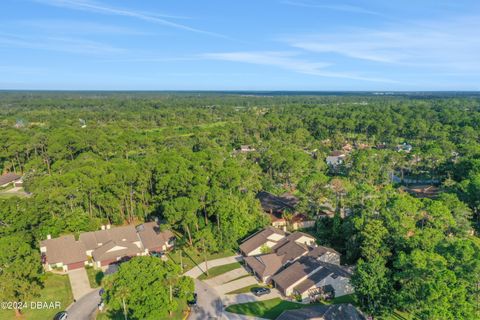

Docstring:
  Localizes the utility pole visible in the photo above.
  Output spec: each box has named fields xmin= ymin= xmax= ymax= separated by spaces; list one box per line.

xmin=180 ymin=250 xmax=184 ymax=273
xmin=203 ymin=238 xmax=209 ymax=276
xmin=122 ymin=297 xmax=128 ymax=320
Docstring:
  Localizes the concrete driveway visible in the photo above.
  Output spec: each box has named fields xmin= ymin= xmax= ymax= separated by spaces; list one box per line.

xmin=222 ymin=290 xmax=282 ymax=306
xmin=204 ymin=267 xmax=249 ymax=287
xmin=68 ymin=268 xmax=94 ymax=301
xmin=66 ymin=288 xmax=101 ymax=320
xmin=216 ymin=276 xmax=258 ymax=295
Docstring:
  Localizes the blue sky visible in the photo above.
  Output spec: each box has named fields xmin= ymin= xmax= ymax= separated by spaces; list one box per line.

xmin=1 ymin=0 xmax=480 ymax=90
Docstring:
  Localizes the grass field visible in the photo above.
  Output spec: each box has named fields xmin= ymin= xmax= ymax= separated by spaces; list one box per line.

xmin=0 ymin=273 xmax=73 ymax=320
xmin=167 ymin=248 xmax=236 ymax=273
xmin=197 ymin=262 xmax=242 ymax=280
xmin=86 ymin=267 xmax=104 ymax=288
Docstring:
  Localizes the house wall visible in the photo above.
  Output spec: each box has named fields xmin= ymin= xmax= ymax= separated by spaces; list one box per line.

xmin=292 ymin=220 xmax=315 ymax=230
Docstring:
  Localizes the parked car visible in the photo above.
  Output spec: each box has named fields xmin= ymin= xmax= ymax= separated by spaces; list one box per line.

xmin=188 ymin=293 xmax=198 ymax=306
xmin=151 ymin=251 xmax=165 ymax=258
xmin=252 ymin=287 xmax=271 ymax=296
xmin=53 ymin=311 xmax=68 ymax=320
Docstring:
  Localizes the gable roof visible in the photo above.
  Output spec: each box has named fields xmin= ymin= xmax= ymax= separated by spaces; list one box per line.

xmin=276 ymin=304 xmax=365 ymax=320
xmin=307 ymin=245 xmax=339 ymax=258
xmin=239 ymin=226 xmax=286 ymax=254
xmin=256 ymin=191 xmax=299 ymax=213
xmin=0 ymin=173 xmax=21 ymax=186
xmin=79 ymin=225 xmax=139 ymax=251
xmin=272 ymin=256 xmax=321 ymax=290
xmin=244 ymin=253 xmax=284 ymax=279
xmin=40 ymin=235 xmax=87 ymax=265
xmin=136 ymin=222 xmax=174 ymax=250
xmin=92 ymin=240 xmax=142 ymax=262
xmin=328 ymin=150 xmax=345 ymax=157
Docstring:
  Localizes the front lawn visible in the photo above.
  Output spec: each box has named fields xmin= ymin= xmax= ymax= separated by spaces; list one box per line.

xmin=167 ymin=248 xmax=236 ymax=273
xmin=225 ymin=298 xmax=305 ymax=319
xmin=86 ymin=267 xmax=104 ymax=288
xmin=0 ymin=273 xmax=73 ymax=320
xmin=198 ymin=262 xmax=241 ymax=280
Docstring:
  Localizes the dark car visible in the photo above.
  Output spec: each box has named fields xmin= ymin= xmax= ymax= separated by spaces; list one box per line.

xmin=151 ymin=251 xmax=165 ymax=258
xmin=53 ymin=311 xmax=68 ymax=320
xmin=252 ymin=287 xmax=271 ymax=296
xmin=188 ymin=293 xmax=198 ymax=306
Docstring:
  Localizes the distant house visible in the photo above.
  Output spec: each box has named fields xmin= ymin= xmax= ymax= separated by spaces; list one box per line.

xmin=0 ymin=173 xmax=22 ymax=188
xmin=401 ymin=185 xmax=440 ymax=199
xmin=396 ymin=143 xmax=412 ymax=153
xmin=243 ymin=231 xmax=318 ymax=283
xmin=271 ymin=256 xmax=354 ymax=302
xmin=40 ymin=222 xmax=174 ymax=271
xmin=256 ymin=191 xmax=314 ymax=230
xmin=239 ymin=145 xmax=256 ymax=153
xmin=276 ymin=303 xmax=365 ymax=320
xmin=326 ymin=151 xmax=346 ymax=167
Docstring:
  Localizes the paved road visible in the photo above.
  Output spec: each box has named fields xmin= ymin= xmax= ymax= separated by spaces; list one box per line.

xmin=189 ymin=279 xmax=224 ymax=320
xmin=68 ymin=269 xmax=94 ymax=300
xmin=184 ymin=255 xmax=243 ymax=279
xmin=66 ymin=289 xmax=101 ymax=320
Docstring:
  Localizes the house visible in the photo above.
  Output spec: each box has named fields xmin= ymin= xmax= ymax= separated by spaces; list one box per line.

xmin=276 ymin=303 xmax=365 ymax=320
xmin=0 ymin=173 xmax=22 ymax=188
xmin=239 ymin=145 xmax=256 ymax=153
xmin=239 ymin=226 xmax=286 ymax=256
xmin=79 ymin=225 xmax=142 ymax=267
xmin=243 ymin=231 xmax=317 ymax=283
xmin=396 ymin=143 xmax=412 ymax=153
xmin=401 ymin=185 xmax=440 ymax=199
xmin=256 ymin=191 xmax=315 ymax=230
xmin=136 ymin=222 xmax=175 ymax=253
xmin=271 ymin=256 xmax=353 ymax=302
xmin=40 ymin=235 xmax=88 ymax=271
xmin=40 ymin=221 xmax=175 ymax=271
xmin=326 ymin=151 xmax=346 ymax=167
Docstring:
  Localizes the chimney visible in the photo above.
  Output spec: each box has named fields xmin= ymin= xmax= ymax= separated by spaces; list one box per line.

xmin=106 ymin=224 xmax=111 ymax=230
xmin=101 ymin=225 xmax=105 ymax=230
xmin=47 ymin=234 xmax=51 ymax=240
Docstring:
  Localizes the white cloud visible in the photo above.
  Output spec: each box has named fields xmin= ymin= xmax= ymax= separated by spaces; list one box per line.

xmin=285 ymin=16 xmax=480 ymax=71
xmin=202 ymin=51 xmax=395 ymax=82
xmin=33 ymin=0 xmax=226 ymax=38
xmin=282 ymin=0 xmax=382 ymax=16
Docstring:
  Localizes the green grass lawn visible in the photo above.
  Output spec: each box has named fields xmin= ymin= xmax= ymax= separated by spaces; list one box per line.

xmin=197 ymin=262 xmax=241 ymax=280
xmin=226 ymin=283 xmax=269 ymax=295
xmin=86 ymin=267 xmax=104 ymax=288
xmin=0 ymin=273 xmax=73 ymax=320
xmin=167 ymin=248 xmax=236 ymax=273
xmin=225 ymin=298 xmax=305 ymax=319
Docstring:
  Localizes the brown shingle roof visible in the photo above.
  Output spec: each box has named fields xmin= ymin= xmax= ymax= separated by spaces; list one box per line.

xmin=256 ymin=191 xmax=299 ymax=213
xmin=277 ymin=304 xmax=365 ymax=320
xmin=92 ymin=240 xmax=142 ymax=262
xmin=136 ymin=222 xmax=174 ymax=251
xmin=239 ymin=227 xmax=286 ymax=255
xmin=245 ymin=253 xmax=284 ymax=279
xmin=271 ymin=256 xmax=321 ymax=290
xmin=40 ymin=235 xmax=87 ymax=265
xmin=79 ymin=225 xmax=139 ymax=251
xmin=0 ymin=173 xmax=21 ymax=186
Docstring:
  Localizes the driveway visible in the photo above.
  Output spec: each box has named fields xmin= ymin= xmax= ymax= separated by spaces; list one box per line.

xmin=66 ymin=288 xmax=101 ymax=320
xmin=68 ymin=268 xmax=94 ymax=301
xmin=222 ymin=290 xmax=282 ymax=306
xmin=204 ymin=267 xmax=248 ymax=287
xmin=215 ymin=276 xmax=258 ymax=295
xmin=189 ymin=279 xmax=224 ymax=320
xmin=184 ymin=255 xmax=243 ymax=279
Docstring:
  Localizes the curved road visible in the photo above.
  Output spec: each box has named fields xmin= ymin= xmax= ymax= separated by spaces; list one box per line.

xmin=66 ymin=289 xmax=101 ymax=320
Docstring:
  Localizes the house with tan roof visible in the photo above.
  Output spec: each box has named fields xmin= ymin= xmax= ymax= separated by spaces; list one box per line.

xmin=0 ymin=172 xmax=22 ymax=188
xmin=40 ymin=221 xmax=175 ymax=271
